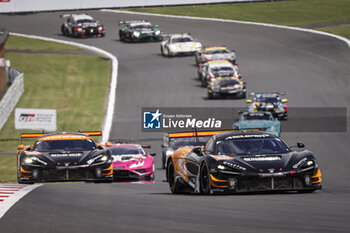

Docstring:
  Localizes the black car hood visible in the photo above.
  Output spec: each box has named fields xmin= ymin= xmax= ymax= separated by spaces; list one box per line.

xmin=26 ymin=149 xmax=105 ymax=166
xmin=223 ymin=151 xmax=314 ymax=173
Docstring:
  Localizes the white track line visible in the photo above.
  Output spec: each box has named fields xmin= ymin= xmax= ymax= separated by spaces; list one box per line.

xmin=0 ymin=183 xmax=43 ymax=219
xmin=101 ymin=9 xmax=350 ymax=48
xmin=10 ymin=32 xmax=119 ymax=143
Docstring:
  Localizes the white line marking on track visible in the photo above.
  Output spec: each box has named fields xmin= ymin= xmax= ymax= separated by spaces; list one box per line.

xmin=101 ymin=9 xmax=350 ymax=48
xmin=0 ymin=183 xmax=43 ymax=219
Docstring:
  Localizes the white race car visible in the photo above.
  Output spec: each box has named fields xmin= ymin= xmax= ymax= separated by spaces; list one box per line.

xmin=161 ymin=33 xmax=202 ymax=57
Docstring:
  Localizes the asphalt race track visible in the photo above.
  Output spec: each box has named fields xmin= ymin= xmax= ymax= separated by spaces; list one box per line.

xmin=1 ymin=10 xmax=350 ymax=233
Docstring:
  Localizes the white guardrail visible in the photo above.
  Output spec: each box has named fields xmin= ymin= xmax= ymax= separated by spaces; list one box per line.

xmin=0 ymin=0 xmax=267 ymax=13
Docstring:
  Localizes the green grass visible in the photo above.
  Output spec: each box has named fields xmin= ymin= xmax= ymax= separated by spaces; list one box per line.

xmin=5 ymin=35 xmax=81 ymax=51
xmin=0 ymin=36 xmax=110 ymax=151
xmin=317 ymin=24 xmax=350 ymax=39
xmin=0 ymin=155 xmax=17 ymax=183
xmin=124 ymin=0 xmax=350 ymax=38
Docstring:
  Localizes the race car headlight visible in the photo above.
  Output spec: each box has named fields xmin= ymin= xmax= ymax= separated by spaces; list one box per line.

xmin=155 ymin=30 xmax=160 ymax=36
xmin=169 ymin=44 xmax=177 ymax=52
xmin=133 ymin=31 xmax=141 ymax=37
xmin=130 ymin=160 xmax=145 ymax=169
xmin=100 ymin=155 xmax=108 ymax=162
xmin=24 ymin=157 xmax=33 ymax=164
xmin=217 ymin=165 xmax=225 ymax=170
xmin=165 ymin=149 xmax=175 ymax=156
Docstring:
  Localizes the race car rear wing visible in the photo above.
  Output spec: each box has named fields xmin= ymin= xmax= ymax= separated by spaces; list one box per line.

xmin=168 ymin=128 xmax=265 ymax=139
xmin=249 ymin=92 xmax=286 ymax=97
xmin=20 ymin=131 xmax=102 ymax=144
xmin=162 ymin=33 xmax=191 ymax=39
xmin=119 ymin=20 xmax=148 ymax=25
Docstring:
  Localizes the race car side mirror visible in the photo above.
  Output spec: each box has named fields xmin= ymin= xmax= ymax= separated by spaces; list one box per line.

xmin=18 ymin=145 xmax=24 ymax=150
xmin=246 ymin=99 xmax=252 ymax=103
xmin=235 ymin=62 xmax=239 ymax=66
xmin=150 ymin=153 xmax=156 ymax=157
xmin=297 ymin=142 xmax=305 ymax=148
xmin=282 ymin=99 xmax=288 ymax=103
xmin=142 ymin=145 xmax=151 ymax=149
xmin=123 ymin=26 xmax=128 ymax=30
xmin=105 ymin=142 xmax=112 ymax=147
xmin=155 ymin=25 xmax=159 ymax=28
xmin=192 ymin=147 xmax=203 ymax=156
xmin=161 ymin=144 xmax=165 ymax=148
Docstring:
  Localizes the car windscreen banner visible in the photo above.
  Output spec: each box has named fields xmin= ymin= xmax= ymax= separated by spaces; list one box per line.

xmin=15 ymin=108 xmax=57 ymax=131
xmin=141 ymin=107 xmax=347 ymax=133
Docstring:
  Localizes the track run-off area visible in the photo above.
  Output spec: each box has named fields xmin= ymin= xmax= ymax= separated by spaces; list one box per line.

xmin=0 ymin=9 xmax=350 ymax=233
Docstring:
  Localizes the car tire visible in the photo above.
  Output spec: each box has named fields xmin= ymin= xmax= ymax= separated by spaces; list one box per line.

xmin=167 ymin=159 xmax=181 ymax=194
xmin=119 ymin=31 xmax=125 ymax=42
xmin=61 ymin=25 xmax=66 ymax=36
xmin=200 ymin=161 xmax=212 ymax=195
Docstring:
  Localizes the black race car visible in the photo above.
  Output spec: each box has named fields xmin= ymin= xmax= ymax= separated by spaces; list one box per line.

xmin=119 ymin=20 xmax=161 ymax=42
xmin=207 ymin=76 xmax=247 ymax=99
xmin=166 ymin=130 xmax=322 ymax=194
xmin=17 ymin=131 xmax=113 ymax=184
xmin=61 ymin=14 xmax=105 ymax=38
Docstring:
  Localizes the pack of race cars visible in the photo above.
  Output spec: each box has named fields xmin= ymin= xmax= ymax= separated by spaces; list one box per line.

xmin=32 ymin=15 xmax=321 ymax=193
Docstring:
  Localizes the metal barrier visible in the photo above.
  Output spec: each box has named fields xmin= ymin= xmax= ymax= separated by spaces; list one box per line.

xmin=0 ymin=68 xmax=24 ymax=131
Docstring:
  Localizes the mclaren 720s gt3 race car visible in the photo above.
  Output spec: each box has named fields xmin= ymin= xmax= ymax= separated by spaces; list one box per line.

xmin=166 ymin=130 xmax=322 ymax=194
xmin=17 ymin=131 xmax=113 ymax=184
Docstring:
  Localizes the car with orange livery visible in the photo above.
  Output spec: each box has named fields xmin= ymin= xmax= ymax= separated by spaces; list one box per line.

xmin=17 ymin=131 xmax=113 ymax=184
xmin=166 ymin=130 xmax=322 ymax=194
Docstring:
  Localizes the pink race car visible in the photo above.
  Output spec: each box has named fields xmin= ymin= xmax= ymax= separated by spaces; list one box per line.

xmin=108 ymin=143 xmax=155 ymax=181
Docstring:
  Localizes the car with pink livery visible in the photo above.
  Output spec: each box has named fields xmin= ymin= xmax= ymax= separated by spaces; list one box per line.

xmin=108 ymin=144 xmax=155 ymax=181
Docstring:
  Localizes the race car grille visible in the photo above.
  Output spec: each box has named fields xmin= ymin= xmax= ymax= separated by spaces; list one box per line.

xmin=237 ymin=177 xmax=305 ymax=192
xmin=39 ymin=169 xmax=96 ymax=181
xmin=114 ymin=170 xmax=130 ymax=177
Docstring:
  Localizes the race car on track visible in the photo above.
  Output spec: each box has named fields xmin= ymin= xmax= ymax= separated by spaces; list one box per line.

xmin=199 ymin=60 xmax=241 ymax=87
xmin=17 ymin=131 xmax=113 ymax=184
xmin=233 ymin=112 xmax=281 ymax=136
xmin=161 ymin=33 xmax=202 ymax=57
xmin=166 ymin=130 xmax=322 ymax=194
xmin=119 ymin=20 xmax=161 ymax=42
xmin=207 ymin=76 xmax=246 ymax=99
xmin=161 ymin=131 xmax=211 ymax=169
xmin=246 ymin=92 xmax=288 ymax=120
xmin=60 ymin=14 xmax=105 ymax=38
xmin=195 ymin=46 xmax=237 ymax=66
xmin=109 ymin=143 xmax=155 ymax=181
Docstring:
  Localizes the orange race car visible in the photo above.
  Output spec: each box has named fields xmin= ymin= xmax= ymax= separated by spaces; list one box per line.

xmin=166 ymin=129 xmax=322 ymax=194
xmin=17 ymin=131 xmax=113 ymax=184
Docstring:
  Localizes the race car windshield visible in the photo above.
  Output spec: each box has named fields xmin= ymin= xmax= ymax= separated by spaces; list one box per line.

xmin=258 ymin=97 xmax=278 ymax=104
xmin=205 ymin=50 xmax=229 ymax=55
xmin=132 ymin=25 xmax=154 ymax=30
xmin=220 ymin=79 xmax=239 ymax=86
xmin=76 ymin=19 xmax=95 ymax=24
xmin=171 ymin=37 xmax=193 ymax=43
xmin=109 ymin=147 xmax=144 ymax=155
xmin=34 ymin=140 xmax=96 ymax=152
xmin=216 ymin=138 xmax=290 ymax=155
xmin=212 ymin=67 xmax=233 ymax=72
xmin=243 ymin=113 xmax=272 ymax=121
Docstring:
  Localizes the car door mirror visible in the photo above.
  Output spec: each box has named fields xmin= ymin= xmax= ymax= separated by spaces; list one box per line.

xmin=297 ymin=142 xmax=305 ymax=148
xmin=282 ymin=98 xmax=288 ymax=103
xmin=18 ymin=145 xmax=24 ymax=150
xmin=124 ymin=26 xmax=128 ymax=30
xmin=246 ymin=99 xmax=252 ymax=103
xmin=192 ymin=147 xmax=203 ymax=156
xmin=150 ymin=153 xmax=156 ymax=157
